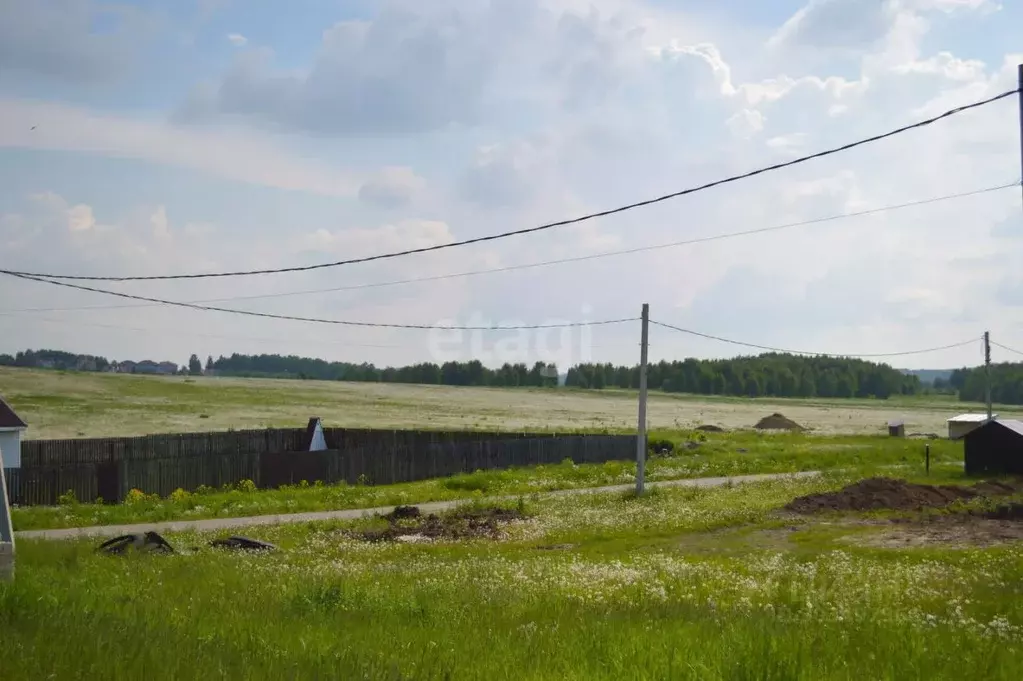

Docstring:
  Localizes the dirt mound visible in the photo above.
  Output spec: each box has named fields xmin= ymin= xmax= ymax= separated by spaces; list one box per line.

xmin=385 ymin=505 xmax=422 ymax=521
xmin=357 ymin=505 xmax=526 ymax=542
xmin=695 ymin=425 xmax=724 ymax=433
xmin=754 ymin=413 xmax=805 ymax=431
xmin=785 ymin=477 xmax=1023 ymax=514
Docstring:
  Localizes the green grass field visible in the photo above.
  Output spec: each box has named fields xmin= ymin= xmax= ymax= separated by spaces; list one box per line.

xmin=3 ymin=474 xmax=1022 ymax=680
xmin=3 ymin=366 xmax=1022 ymax=438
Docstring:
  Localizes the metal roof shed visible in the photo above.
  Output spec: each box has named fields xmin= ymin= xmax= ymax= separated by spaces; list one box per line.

xmin=947 ymin=413 xmax=998 ymax=441
xmin=963 ymin=419 xmax=1023 ymax=476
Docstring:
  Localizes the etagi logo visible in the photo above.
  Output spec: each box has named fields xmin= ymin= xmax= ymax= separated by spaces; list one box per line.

xmin=426 ymin=305 xmax=598 ymax=370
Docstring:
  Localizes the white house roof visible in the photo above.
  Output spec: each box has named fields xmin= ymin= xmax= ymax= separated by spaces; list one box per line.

xmin=948 ymin=413 xmax=998 ymax=423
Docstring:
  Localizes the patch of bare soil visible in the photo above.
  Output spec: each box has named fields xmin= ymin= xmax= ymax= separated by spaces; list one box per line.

xmin=695 ymin=424 xmax=724 ymax=433
xmin=855 ymin=515 xmax=1023 ymax=549
xmin=356 ymin=505 xmax=526 ymax=542
xmin=784 ymin=477 xmax=1023 ymax=514
xmin=754 ymin=413 xmax=806 ymax=432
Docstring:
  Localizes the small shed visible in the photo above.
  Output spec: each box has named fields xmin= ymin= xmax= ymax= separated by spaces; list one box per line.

xmin=0 ymin=396 xmax=27 ymax=469
xmin=947 ymin=413 xmax=997 ymax=441
xmin=963 ymin=419 xmax=1023 ymax=476
xmin=887 ymin=420 xmax=905 ymax=437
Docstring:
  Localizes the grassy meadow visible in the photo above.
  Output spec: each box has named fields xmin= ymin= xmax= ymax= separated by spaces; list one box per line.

xmin=3 ymin=366 xmax=1022 ymax=438
xmin=3 ymin=474 xmax=1023 ymax=680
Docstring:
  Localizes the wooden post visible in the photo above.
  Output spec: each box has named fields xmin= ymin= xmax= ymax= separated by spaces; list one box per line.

xmin=636 ymin=303 xmax=650 ymax=496
xmin=925 ymin=444 xmax=930 ymax=476
xmin=0 ymin=448 xmax=14 ymax=582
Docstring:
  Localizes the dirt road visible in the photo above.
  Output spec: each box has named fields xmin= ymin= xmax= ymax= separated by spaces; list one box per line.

xmin=16 ymin=471 xmax=820 ymax=541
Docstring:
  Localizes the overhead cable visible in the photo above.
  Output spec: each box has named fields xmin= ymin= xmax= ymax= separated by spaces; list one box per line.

xmin=650 ymin=320 xmax=980 ymax=358
xmin=4 ymin=182 xmax=1017 ymax=315
xmin=0 ymin=310 xmax=638 ymax=347
xmin=991 ymin=340 xmax=1023 ymax=358
xmin=3 ymin=88 xmax=1017 ymax=283
xmin=1 ymin=272 xmax=635 ymax=330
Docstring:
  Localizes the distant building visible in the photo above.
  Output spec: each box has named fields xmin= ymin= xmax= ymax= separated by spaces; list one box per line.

xmin=947 ymin=413 xmax=997 ymax=440
xmin=128 ymin=360 xmax=178 ymax=375
xmin=963 ymin=419 xmax=1023 ymax=475
xmin=0 ymin=396 xmax=27 ymax=469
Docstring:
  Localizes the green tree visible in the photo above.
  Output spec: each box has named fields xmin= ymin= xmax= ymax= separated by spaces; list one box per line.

xmin=188 ymin=354 xmax=203 ymax=376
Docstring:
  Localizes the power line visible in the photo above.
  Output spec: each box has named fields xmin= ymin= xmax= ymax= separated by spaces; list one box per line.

xmin=0 ymin=311 xmax=643 ymax=349
xmin=991 ymin=340 xmax=1023 ymax=358
xmin=650 ymin=320 xmax=980 ymax=358
xmin=1 ymin=272 xmax=636 ymax=330
xmin=4 ymin=182 xmax=1017 ymax=315
xmin=3 ymin=88 xmax=1017 ymax=283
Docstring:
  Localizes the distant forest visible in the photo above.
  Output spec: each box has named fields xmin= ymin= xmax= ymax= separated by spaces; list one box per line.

xmin=566 ymin=355 xmax=921 ymax=399
xmin=947 ymin=364 xmax=1023 ymax=405
xmin=209 ymin=353 xmax=560 ymax=387
xmin=2 ymin=347 xmax=953 ymax=401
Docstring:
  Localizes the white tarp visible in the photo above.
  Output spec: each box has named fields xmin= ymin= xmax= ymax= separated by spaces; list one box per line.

xmin=309 ymin=419 xmax=327 ymax=452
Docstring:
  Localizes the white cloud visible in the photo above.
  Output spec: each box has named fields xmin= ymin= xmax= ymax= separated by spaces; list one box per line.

xmin=358 ymin=167 xmax=427 ymax=209
xmin=893 ymin=51 xmax=987 ymax=80
xmin=67 ymin=204 xmax=96 ymax=232
xmin=726 ymin=109 xmax=765 ymax=139
xmin=0 ymin=99 xmax=361 ymax=197
xmin=226 ymin=33 xmax=247 ymax=47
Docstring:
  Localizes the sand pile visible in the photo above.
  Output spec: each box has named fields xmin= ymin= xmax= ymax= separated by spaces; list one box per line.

xmin=754 ymin=413 xmax=805 ymax=431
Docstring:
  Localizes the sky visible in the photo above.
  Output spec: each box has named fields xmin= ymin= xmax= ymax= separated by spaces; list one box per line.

xmin=0 ymin=0 xmax=1021 ymax=372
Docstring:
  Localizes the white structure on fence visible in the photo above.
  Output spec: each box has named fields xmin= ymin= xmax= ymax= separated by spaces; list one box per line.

xmin=947 ymin=413 xmax=998 ymax=440
xmin=307 ymin=417 xmax=327 ymax=451
xmin=0 ymin=396 xmax=26 ymax=469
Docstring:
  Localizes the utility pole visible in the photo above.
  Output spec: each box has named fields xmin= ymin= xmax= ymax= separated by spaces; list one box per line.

xmin=984 ymin=331 xmax=992 ymax=422
xmin=636 ymin=303 xmax=649 ymax=496
xmin=1017 ymin=64 xmax=1023 ymax=208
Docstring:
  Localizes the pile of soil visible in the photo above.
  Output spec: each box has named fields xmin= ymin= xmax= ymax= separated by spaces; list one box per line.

xmin=695 ymin=425 xmax=724 ymax=433
xmin=357 ymin=505 xmax=526 ymax=542
xmin=785 ymin=477 xmax=1023 ymax=514
xmin=754 ymin=413 xmax=806 ymax=432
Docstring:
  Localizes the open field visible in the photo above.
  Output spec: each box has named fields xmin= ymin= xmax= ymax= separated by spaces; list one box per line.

xmin=3 ymin=473 xmax=1022 ymax=680
xmin=9 ymin=430 xmax=964 ymax=531
xmin=3 ymin=367 xmax=1021 ymax=439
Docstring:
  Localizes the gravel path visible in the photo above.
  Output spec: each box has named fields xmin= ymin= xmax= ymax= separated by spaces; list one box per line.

xmin=15 ymin=471 xmax=820 ymax=541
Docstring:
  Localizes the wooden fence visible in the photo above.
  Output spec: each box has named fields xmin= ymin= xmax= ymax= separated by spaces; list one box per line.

xmin=4 ymin=429 xmax=633 ymax=506
xmin=18 ymin=427 xmax=553 ymax=467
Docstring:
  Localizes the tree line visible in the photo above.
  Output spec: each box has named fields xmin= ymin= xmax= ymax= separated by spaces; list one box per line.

xmin=947 ymin=364 xmax=1023 ymax=405
xmin=566 ymin=354 xmax=921 ymax=399
xmin=0 ymin=347 xmax=948 ymax=400
xmin=208 ymin=353 xmax=560 ymax=387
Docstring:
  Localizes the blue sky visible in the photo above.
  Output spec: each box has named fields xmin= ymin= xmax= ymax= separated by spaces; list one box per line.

xmin=0 ymin=0 xmax=1021 ymax=371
